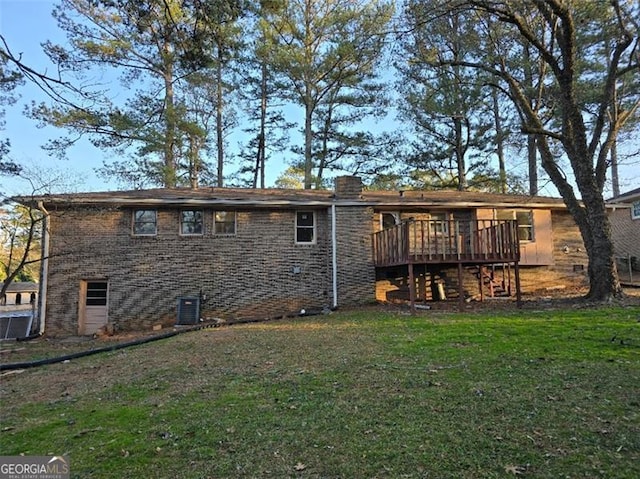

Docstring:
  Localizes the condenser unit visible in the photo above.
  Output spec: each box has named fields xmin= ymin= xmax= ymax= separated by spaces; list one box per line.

xmin=176 ymin=297 xmax=200 ymax=325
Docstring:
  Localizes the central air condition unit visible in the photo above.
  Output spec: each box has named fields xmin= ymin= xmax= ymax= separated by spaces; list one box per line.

xmin=0 ymin=313 xmax=34 ymax=339
xmin=176 ymin=297 xmax=200 ymax=325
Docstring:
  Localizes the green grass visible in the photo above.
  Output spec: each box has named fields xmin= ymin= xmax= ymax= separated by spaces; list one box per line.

xmin=1 ymin=307 xmax=639 ymax=478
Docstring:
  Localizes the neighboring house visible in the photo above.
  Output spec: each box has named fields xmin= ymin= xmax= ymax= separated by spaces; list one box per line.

xmin=0 ymin=281 xmax=38 ymax=308
xmin=607 ymin=187 xmax=640 ymax=278
xmin=19 ymin=176 xmax=589 ymax=336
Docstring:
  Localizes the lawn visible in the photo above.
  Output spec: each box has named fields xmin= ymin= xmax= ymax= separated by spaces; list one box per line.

xmin=1 ymin=306 xmax=639 ymax=478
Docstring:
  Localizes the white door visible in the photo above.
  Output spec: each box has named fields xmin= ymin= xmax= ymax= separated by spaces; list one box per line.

xmin=79 ymin=281 xmax=108 ymax=335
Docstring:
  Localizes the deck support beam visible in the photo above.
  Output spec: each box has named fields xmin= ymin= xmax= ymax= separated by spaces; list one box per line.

xmin=408 ymin=263 xmax=416 ymax=314
xmin=457 ymin=262 xmax=464 ymax=311
xmin=514 ymin=262 xmax=522 ymax=308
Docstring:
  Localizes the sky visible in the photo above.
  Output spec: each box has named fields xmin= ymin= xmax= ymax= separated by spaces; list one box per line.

xmin=0 ymin=0 xmax=293 ymax=196
xmin=1 ymin=0 xmax=638 ymax=199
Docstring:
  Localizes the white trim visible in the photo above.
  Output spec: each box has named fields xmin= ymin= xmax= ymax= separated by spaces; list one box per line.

xmin=632 ymin=200 xmax=640 ymax=220
xmin=331 ymin=205 xmax=338 ymax=309
xmin=295 ymin=210 xmax=316 ymax=244
xmin=37 ymin=201 xmax=50 ymax=335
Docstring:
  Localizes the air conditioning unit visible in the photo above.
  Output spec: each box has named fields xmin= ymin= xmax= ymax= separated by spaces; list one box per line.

xmin=0 ymin=313 xmax=33 ymax=339
xmin=176 ymin=297 xmax=200 ymax=325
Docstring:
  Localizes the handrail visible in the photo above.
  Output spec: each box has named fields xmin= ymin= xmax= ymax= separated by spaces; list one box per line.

xmin=372 ymin=219 xmax=520 ymax=266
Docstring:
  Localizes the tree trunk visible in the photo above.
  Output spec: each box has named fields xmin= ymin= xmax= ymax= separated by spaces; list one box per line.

xmin=304 ymin=94 xmax=314 ymax=190
xmin=610 ymin=140 xmax=619 ymax=197
xmin=527 ymin=136 xmax=538 ymax=196
xmin=572 ymin=190 xmax=622 ymax=301
xmin=491 ymin=88 xmax=507 ymax=193
xmin=216 ymin=41 xmax=225 ymax=187
xmin=454 ymin=116 xmax=466 ymax=190
xmin=258 ymin=61 xmax=268 ymax=189
xmin=163 ymin=40 xmax=177 ymax=188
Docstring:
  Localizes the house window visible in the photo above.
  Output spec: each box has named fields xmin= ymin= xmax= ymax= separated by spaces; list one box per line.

xmin=296 ymin=211 xmax=316 ymax=244
xmin=86 ymin=281 xmax=108 ymax=306
xmin=133 ymin=210 xmax=157 ymax=235
xmin=214 ymin=211 xmax=236 ymax=235
xmin=632 ymin=201 xmax=640 ymax=220
xmin=181 ymin=210 xmax=203 ymax=235
xmin=496 ymin=209 xmax=534 ymax=242
xmin=429 ymin=212 xmax=449 ymax=234
xmin=381 ymin=212 xmax=400 ymax=230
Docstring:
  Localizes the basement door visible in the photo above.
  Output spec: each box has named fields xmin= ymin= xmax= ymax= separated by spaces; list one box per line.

xmin=79 ymin=280 xmax=109 ymax=335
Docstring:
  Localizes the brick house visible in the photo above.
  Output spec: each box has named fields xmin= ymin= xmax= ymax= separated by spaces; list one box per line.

xmin=23 ymin=176 xmax=589 ymax=336
xmin=607 ymin=187 xmax=640 ymax=280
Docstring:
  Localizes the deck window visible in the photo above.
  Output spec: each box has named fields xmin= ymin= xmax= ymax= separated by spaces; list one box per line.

xmin=429 ymin=212 xmax=449 ymax=234
xmin=181 ymin=210 xmax=204 ymax=235
xmin=632 ymin=201 xmax=640 ymax=220
xmin=381 ymin=212 xmax=400 ymax=230
xmin=496 ymin=209 xmax=534 ymax=242
xmin=133 ymin=210 xmax=157 ymax=236
xmin=214 ymin=211 xmax=236 ymax=235
xmin=296 ymin=211 xmax=316 ymax=244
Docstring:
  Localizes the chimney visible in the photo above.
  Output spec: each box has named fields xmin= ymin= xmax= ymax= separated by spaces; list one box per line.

xmin=334 ymin=176 xmax=363 ymax=199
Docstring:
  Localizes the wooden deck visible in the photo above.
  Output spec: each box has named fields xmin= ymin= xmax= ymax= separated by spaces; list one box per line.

xmin=372 ymin=220 xmax=522 ymax=309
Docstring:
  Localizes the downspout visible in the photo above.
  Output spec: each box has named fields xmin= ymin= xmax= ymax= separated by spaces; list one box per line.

xmin=331 ymin=203 xmax=338 ymax=309
xmin=37 ymin=201 xmax=50 ymax=335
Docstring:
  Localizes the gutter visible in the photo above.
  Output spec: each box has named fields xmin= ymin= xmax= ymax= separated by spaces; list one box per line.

xmin=331 ymin=204 xmax=338 ymax=309
xmin=36 ymin=201 xmax=50 ymax=336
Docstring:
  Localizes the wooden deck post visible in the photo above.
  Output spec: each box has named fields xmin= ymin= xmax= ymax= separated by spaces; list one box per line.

xmin=514 ymin=261 xmax=522 ymax=307
xmin=408 ymin=263 xmax=416 ymax=314
xmin=457 ymin=262 xmax=464 ymax=311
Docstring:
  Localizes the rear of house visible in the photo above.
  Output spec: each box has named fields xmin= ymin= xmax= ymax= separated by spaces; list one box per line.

xmin=24 ymin=177 xmax=590 ymax=336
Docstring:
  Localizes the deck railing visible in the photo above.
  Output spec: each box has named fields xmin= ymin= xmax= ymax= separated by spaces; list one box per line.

xmin=372 ymin=219 xmax=520 ymax=266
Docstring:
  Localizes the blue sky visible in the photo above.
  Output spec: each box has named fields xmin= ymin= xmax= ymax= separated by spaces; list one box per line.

xmin=1 ymin=0 xmax=638 ymax=198
xmin=0 ymin=0 xmax=294 ymax=195
xmin=1 ymin=0 xmax=112 ymax=195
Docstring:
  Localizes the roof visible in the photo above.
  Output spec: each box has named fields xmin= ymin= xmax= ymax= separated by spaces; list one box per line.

xmin=609 ymin=186 xmax=640 ymax=203
xmin=16 ymin=185 xmax=570 ymax=210
xmin=0 ymin=282 xmax=38 ymax=293
xmin=360 ymin=189 xmax=567 ymax=209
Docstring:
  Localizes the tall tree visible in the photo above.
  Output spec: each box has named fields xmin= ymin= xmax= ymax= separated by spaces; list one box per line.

xmin=398 ymin=5 xmax=495 ymax=191
xmin=0 ymin=204 xmax=42 ymax=293
xmin=235 ymin=0 xmax=293 ymax=188
xmin=265 ymin=0 xmax=394 ymax=189
xmin=0 ymin=38 xmax=24 ymax=177
xmin=415 ymin=0 xmax=639 ymax=301
xmin=31 ymin=0 xmax=243 ymax=188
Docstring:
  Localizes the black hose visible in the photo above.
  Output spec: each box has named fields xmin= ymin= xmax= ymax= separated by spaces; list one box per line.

xmin=1 ymin=307 xmax=331 ymax=372
xmin=0 ymin=322 xmax=216 ymax=372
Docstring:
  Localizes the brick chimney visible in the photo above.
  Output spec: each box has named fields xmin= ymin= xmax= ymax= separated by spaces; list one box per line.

xmin=334 ymin=176 xmax=363 ymax=199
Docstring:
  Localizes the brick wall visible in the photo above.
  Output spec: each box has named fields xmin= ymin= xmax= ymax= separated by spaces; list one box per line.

xmin=334 ymin=206 xmax=376 ymax=306
xmin=609 ymin=207 xmax=640 ymax=267
xmin=44 ymin=206 xmax=334 ymax=335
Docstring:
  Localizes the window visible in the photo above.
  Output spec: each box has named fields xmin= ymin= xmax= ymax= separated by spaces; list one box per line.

xmin=181 ymin=210 xmax=203 ymax=235
xmin=86 ymin=281 xmax=108 ymax=306
xmin=496 ymin=209 xmax=534 ymax=241
xmin=429 ymin=212 xmax=449 ymax=234
xmin=381 ymin=212 xmax=400 ymax=230
xmin=296 ymin=211 xmax=315 ymax=244
xmin=133 ymin=210 xmax=157 ymax=235
xmin=632 ymin=201 xmax=640 ymax=220
xmin=214 ymin=211 xmax=236 ymax=235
